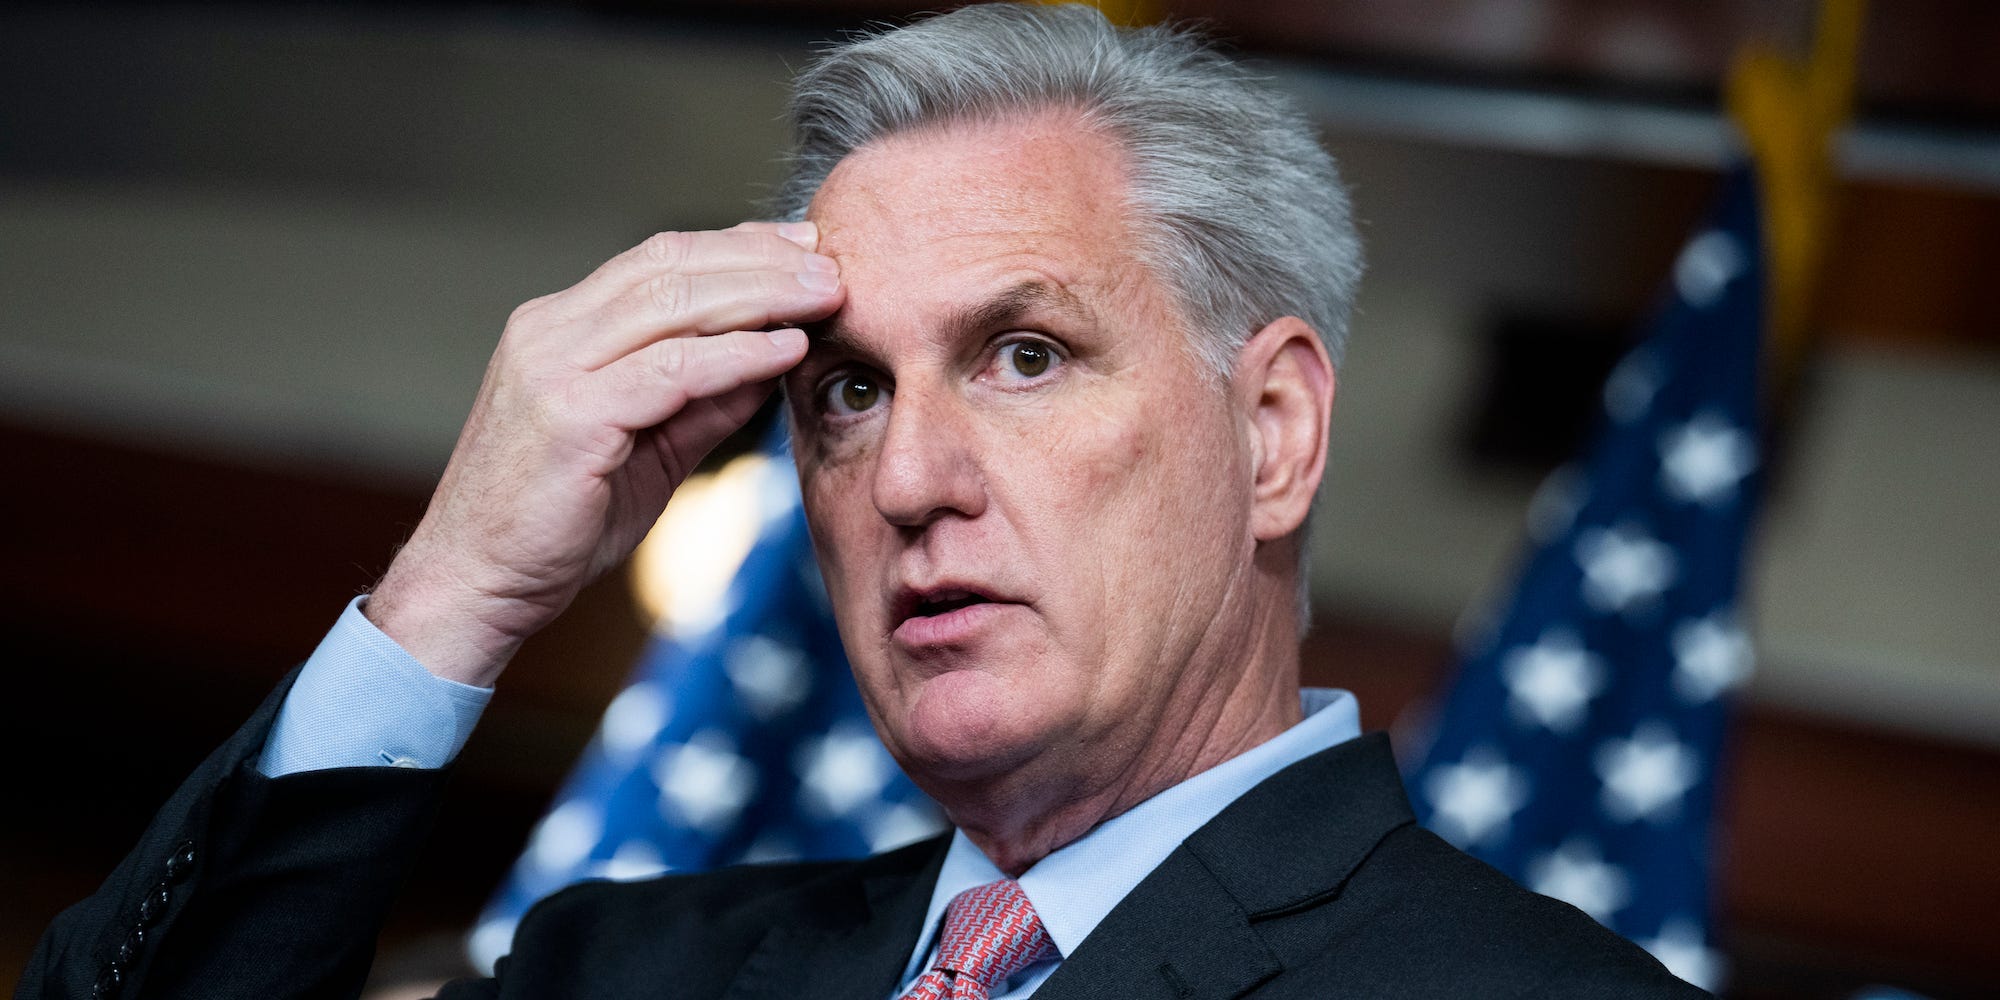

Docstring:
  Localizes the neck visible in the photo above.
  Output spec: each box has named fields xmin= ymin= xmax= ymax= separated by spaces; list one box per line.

xmin=940 ymin=576 xmax=1306 ymax=877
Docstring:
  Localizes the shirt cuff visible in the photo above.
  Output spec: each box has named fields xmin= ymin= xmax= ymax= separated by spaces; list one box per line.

xmin=257 ymin=595 xmax=494 ymax=776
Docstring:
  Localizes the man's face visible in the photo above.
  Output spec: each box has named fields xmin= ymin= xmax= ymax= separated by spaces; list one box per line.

xmin=787 ymin=114 xmax=1263 ymax=798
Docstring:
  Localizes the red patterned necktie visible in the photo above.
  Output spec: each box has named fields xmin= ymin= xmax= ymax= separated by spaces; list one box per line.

xmin=898 ymin=879 xmax=1056 ymax=1000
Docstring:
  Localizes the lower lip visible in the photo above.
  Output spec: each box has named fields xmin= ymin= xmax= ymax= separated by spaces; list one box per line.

xmin=893 ymin=601 xmax=1019 ymax=650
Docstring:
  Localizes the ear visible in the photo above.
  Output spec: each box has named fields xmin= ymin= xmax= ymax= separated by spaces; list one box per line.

xmin=1234 ymin=316 xmax=1336 ymax=542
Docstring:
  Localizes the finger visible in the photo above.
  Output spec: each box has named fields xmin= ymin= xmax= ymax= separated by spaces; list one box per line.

xmin=576 ymin=269 xmax=840 ymax=371
xmin=558 ymin=227 xmax=828 ymax=313
xmin=653 ymin=381 xmax=778 ymax=473
xmin=582 ymin=328 xmax=809 ymax=431
xmin=731 ymin=220 xmax=819 ymax=251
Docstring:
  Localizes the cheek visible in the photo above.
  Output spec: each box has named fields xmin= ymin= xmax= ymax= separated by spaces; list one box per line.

xmin=1007 ymin=388 xmax=1237 ymax=593
xmin=1059 ymin=390 xmax=1234 ymax=517
xmin=798 ymin=461 xmax=878 ymax=619
xmin=1065 ymin=397 xmax=1247 ymax=614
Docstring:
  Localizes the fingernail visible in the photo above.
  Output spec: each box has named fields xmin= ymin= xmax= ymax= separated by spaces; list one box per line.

xmin=777 ymin=221 xmax=818 ymax=247
xmin=766 ymin=327 xmax=807 ymax=350
xmin=795 ymin=270 xmax=840 ymax=293
xmin=802 ymin=253 xmax=838 ymax=273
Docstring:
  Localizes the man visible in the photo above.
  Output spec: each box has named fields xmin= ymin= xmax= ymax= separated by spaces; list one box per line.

xmin=23 ymin=5 xmax=1706 ymax=998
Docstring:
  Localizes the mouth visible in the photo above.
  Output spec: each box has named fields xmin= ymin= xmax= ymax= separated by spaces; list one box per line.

xmin=889 ymin=582 xmax=1024 ymax=650
xmin=893 ymin=586 xmax=1000 ymax=627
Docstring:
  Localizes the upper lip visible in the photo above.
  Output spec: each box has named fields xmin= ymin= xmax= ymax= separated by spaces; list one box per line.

xmin=889 ymin=581 xmax=1016 ymax=625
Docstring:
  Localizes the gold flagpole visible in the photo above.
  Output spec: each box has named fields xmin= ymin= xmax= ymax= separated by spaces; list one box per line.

xmin=1725 ymin=0 xmax=1867 ymax=395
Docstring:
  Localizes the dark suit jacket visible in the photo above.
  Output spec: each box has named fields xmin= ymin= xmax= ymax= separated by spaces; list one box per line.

xmin=19 ymin=670 xmax=1708 ymax=1000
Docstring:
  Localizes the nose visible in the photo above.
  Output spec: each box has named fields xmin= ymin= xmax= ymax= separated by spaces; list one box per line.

xmin=871 ymin=383 xmax=986 ymax=529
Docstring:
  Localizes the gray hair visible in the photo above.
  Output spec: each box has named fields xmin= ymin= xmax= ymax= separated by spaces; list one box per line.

xmin=770 ymin=1 xmax=1364 ymax=373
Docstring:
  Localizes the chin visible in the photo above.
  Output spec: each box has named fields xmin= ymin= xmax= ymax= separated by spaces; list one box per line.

xmin=889 ymin=668 xmax=1052 ymax=784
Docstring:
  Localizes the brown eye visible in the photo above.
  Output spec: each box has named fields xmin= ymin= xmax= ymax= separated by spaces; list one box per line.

xmin=1002 ymin=341 xmax=1053 ymax=378
xmin=825 ymin=373 xmax=882 ymax=416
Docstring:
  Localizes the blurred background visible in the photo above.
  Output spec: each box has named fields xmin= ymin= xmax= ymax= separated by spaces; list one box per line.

xmin=2 ymin=1 xmax=1995 ymax=997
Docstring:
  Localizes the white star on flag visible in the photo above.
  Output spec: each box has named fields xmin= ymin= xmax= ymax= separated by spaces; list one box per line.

xmin=1422 ymin=746 xmax=1531 ymax=848
xmin=1576 ymin=523 xmax=1678 ymax=614
xmin=1596 ymin=721 xmax=1700 ymax=823
xmin=795 ymin=722 xmax=898 ymax=818
xmin=1672 ymin=613 xmax=1753 ymax=703
xmin=597 ymin=682 xmax=671 ymax=760
xmin=725 ymin=635 xmax=812 ymax=721
xmin=1673 ymin=230 xmax=1746 ymax=309
xmin=1640 ymin=915 xmax=1725 ymax=991
xmin=1527 ymin=838 xmax=1632 ymax=924
xmin=653 ymin=729 xmax=758 ymax=833
xmin=1525 ymin=465 xmax=1587 ymax=543
xmin=740 ymin=831 xmax=803 ymax=864
xmin=1659 ymin=411 xmax=1756 ymax=506
xmin=865 ymin=802 xmax=950 ymax=853
xmin=1602 ymin=350 xmax=1662 ymax=424
xmin=1502 ymin=628 xmax=1607 ymax=734
xmin=527 ymin=798 xmax=603 ymax=872
xmin=598 ymin=840 xmax=670 ymax=882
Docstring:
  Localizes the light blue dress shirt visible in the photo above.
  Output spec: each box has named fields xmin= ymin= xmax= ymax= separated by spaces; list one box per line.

xmin=262 ymin=606 xmax=1362 ymax=1000
xmin=257 ymin=597 xmax=491 ymax=776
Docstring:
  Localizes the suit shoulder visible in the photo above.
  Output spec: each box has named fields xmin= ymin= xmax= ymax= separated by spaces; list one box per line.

xmin=1329 ymin=824 xmax=1710 ymax=998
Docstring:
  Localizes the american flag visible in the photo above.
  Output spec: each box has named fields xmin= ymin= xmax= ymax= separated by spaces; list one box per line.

xmin=469 ymin=431 xmax=944 ymax=974
xmin=1404 ymin=168 xmax=1767 ymax=993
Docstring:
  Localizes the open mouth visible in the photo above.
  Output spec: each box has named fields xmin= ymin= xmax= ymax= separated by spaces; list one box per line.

xmin=895 ymin=586 xmax=1003 ymax=626
xmin=912 ymin=591 xmax=989 ymax=619
xmin=890 ymin=584 xmax=1018 ymax=647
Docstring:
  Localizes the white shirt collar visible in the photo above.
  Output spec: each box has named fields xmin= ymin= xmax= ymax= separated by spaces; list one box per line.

xmin=899 ymin=688 xmax=1361 ymax=984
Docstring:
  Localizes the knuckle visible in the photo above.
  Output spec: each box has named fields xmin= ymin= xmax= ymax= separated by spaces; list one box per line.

xmin=506 ymin=293 xmax=551 ymax=328
xmin=646 ymin=340 xmax=688 ymax=384
xmin=728 ymin=332 xmax=760 ymax=361
xmin=640 ymin=230 xmax=693 ymax=269
xmin=644 ymin=274 xmax=690 ymax=318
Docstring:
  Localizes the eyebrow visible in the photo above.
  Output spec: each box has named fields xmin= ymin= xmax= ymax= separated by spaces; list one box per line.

xmin=805 ymin=279 xmax=1094 ymax=360
xmin=948 ymin=279 xmax=1093 ymax=339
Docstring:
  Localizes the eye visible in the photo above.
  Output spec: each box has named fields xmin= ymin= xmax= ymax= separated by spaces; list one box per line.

xmin=819 ymin=370 xmax=888 ymax=418
xmin=995 ymin=339 xmax=1060 ymax=381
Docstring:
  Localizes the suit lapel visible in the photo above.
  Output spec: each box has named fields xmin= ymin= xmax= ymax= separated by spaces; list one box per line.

xmin=1033 ymin=850 xmax=1280 ymax=1000
xmin=722 ymin=837 xmax=946 ymax=1000
xmin=1182 ymin=733 xmax=1415 ymax=920
xmin=1036 ymin=734 xmax=1416 ymax=1000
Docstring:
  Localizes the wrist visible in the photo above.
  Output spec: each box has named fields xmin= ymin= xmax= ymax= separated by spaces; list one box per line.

xmin=366 ymin=551 xmax=531 ymax=688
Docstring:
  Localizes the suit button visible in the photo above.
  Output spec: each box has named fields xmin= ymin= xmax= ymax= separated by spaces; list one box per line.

xmin=165 ymin=842 xmax=197 ymax=882
xmin=93 ymin=966 xmax=121 ymax=998
xmin=136 ymin=886 xmax=171 ymax=926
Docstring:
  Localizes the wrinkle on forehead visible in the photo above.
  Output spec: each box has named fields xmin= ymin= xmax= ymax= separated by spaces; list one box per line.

xmin=800 ymin=110 xmax=1179 ymax=360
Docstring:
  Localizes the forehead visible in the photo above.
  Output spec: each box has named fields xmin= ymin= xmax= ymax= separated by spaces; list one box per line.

xmin=805 ymin=113 xmax=1160 ymax=333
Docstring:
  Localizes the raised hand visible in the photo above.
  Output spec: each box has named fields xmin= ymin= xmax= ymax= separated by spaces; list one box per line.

xmin=366 ymin=222 xmax=843 ymax=686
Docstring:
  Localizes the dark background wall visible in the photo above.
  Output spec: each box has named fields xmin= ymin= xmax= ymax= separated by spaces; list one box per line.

xmin=3 ymin=3 xmax=1996 ymax=997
